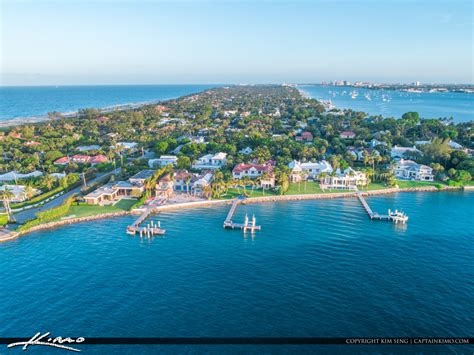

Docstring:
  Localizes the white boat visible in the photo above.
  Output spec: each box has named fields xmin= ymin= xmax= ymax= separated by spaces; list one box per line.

xmin=388 ymin=209 xmax=408 ymax=224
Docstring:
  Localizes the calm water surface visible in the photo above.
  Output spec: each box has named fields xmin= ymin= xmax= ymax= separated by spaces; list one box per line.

xmin=0 ymin=192 xmax=473 ymax=352
xmin=301 ymin=85 xmax=473 ymax=122
xmin=0 ymin=85 xmax=216 ymax=120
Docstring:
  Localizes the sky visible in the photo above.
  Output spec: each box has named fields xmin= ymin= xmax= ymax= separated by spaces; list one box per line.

xmin=0 ymin=0 xmax=472 ymax=85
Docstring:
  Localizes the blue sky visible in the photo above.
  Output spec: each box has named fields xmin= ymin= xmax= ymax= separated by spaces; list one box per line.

xmin=1 ymin=0 xmax=472 ymax=85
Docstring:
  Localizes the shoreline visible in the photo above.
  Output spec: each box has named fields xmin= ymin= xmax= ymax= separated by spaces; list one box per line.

xmin=0 ymin=84 xmax=219 ymax=127
xmin=0 ymin=98 xmax=174 ymax=128
xmin=1 ymin=186 xmax=469 ymax=243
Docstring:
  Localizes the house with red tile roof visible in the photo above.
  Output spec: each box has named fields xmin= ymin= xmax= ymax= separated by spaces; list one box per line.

xmin=89 ymin=154 xmax=109 ymax=165
xmin=71 ymin=154 xmax=91 ymax=164
xmin=340 ymin=131 xmax=356 ymax=139
xmin=54 ymin=156 xmax=70 ymax=165
xmin=232 ymin=163 xmax=273 ymax=179
xmin=54 ymin=154 xmax=109 ymax=166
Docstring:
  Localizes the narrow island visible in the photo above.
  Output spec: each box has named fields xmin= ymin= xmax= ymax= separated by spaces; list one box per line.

xmin=1 ymin=85 xmax=473 ymax=242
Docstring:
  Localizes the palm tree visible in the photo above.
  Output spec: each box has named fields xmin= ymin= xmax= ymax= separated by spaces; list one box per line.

xmin=319 ymin=172 xmax=328 ymax=186
xmin=348 ymin=169 xmax=356 ymax=188
xmin=300 ymin=171 xmax=307 ymax=192
xmin=24 ymin=185 xmax=36 ymax=200
xmin=185 ymin=176 xmax=192 ymax=195
xmin=248 ymin=179 xmax=256 ymax=196
xmin=1 ymin=188 xmax=15 ymax=223
xmin=144 ymin=176 xmax=154 ymax=198
xmin=201 ymin=184 xmax=212 ymax=200
xmin=363 ymin=150 xmax=370 ymax=167
xmin=43 ymin=174 xmax=56 ymax=191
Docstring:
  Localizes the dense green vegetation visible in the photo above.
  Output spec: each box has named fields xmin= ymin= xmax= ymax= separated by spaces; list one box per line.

xmin=395 ymin=180 xmax=445 ymax=189
xmin=17 ymin=196 xmax=75 ymax=231
xmin=0 ymin=213 xmax=8 ymax=226
xmin=1 ymin=85 xmax=473 ymax=212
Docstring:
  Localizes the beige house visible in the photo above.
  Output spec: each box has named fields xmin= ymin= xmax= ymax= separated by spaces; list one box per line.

xmin=155 ymin=174 xmax=174 ymax=198
xmin=84 ymin=181 xmax=143 ymax=205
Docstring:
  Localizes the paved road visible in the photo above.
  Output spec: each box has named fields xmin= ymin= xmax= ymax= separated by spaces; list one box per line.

xmin=13 ymin=168 xmax=121 ymax=224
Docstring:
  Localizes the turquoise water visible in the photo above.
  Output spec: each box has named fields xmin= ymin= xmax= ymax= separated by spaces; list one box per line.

xmin=1 ymin=84 xmax=473 ymax=123
xmin=301 ymin=85 xmax=473 ymax=122
xmin=1 ymin=192 xmax=473 ymax=352
xmin=0 ymin=85 xmax=216 ymax=121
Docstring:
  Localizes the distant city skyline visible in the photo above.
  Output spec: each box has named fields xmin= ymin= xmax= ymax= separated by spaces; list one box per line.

xmin=1 ymin=0 xmax=472 ymax=86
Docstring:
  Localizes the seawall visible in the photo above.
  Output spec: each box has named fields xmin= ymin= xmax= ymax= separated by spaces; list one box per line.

xmin=1 ymin=185 xmax=467 ymax=242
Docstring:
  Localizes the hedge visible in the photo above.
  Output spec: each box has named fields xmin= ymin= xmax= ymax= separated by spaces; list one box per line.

xmin=17 ymin=196 xmax=75 ymax=232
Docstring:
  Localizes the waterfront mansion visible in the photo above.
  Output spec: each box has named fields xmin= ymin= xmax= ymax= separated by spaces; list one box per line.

xmin=83 ymin=170 xmax=153 ymax=205
xmin=288 ymin=160 xmax=333 ymax=182
xmin=173 ymin=170 xmax=214 ymax=195
xmin=192 ymin=152 xmax=227 ymax=170
xmin=320 ymin=167 xmax=368 ymax=190
xmin=232 ymin=163 xmax=275 ymax=188
xmin=391 ymin=145 xmax=422 ymax=159
xmin=394 ymin=159 xmax=434 ymax=181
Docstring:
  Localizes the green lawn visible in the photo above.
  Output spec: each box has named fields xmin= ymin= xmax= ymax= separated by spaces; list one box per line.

xmin=287 ymin=182 xmax=325 ymax=195
xmin=462 ymin=180 xmax=474 ymax=186
xmin=221 ymin=187 xmax=277 ymax=199
xmin=64 ymin=203 xmax=128 ymax=218
xmin=114 ymin=198 xmax=137 ymax=210
xmin=0 ymin=213 xmax=9 ymax=226
xmin=358 ymin=182 xmax=391 ymax=191
xmin=221 ymin=182 xmax=392 ymax=199
xmin=396 ymin=179 xmax=445 ymax=188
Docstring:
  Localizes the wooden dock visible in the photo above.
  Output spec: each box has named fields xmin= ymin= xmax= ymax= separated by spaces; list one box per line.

xmin=223 ymin=199 xmax=261 ymax=233
xmin=127 ymin=206 xmax=166 ymax=236
xmin=223 ymin=199 xmax=240 ymax=227
xmin=357 ymin=193 xmax=408 ymax=224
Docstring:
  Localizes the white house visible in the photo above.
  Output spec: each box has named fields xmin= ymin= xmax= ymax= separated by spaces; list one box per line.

xmin=192 ymin=152 xmax=227 ymax=170
xmin=0 ymin=171 xmax=43 ymax=182
xmin=128 ymin=170 xmax=155 ymax=186
xmin=416 ymin=140 xmax=463 ymax=150
xmin=288 ymin=160 xmax=333 ymax=182
xmin=77 ymin=145 xmax=101 ymax=152
xmin=320 ymin=167 xmax=368 ymax=190
xmin=232 ymin=163 xmax=273 ymax=179
xmin=347 ymin=147 xmax=380 ymax=162
xmin=0 ymin=185 xmax=40 ymax=202
xmin=50 ymin=173 xmax=66 ymax=179
xmin=391 ymin=145 xmax=422 ymax=159
xmin=148 ymin=155 xmax=178 ymax=168
xmin=369 ymin=139 xmax=387 ymax=148
xmin=448 ymin=141 xmax=463 ymax=150
xmin=239 ymin=147 xmax=253 ymax=155
xmin=394 ymin=159 xmax=434 ymax=181
xmin=192 ymin=172 xmax=214 ymax=194
xmin=113 ymin=142 xmax=138 ymax=152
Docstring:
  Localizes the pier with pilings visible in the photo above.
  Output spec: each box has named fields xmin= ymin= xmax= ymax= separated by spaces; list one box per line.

xmin=357 ymin=193 xmax=408 ymax=224
xmin=223 ymin=198 xmax=261 ymax=233
xmin=126 ymin=206 xmax=166 ymax=236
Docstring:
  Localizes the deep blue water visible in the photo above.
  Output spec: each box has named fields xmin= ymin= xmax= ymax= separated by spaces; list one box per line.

xmin=1 ymin=191 xmax=473 ymax=353
xmin=300 ymin=85 xmax=473 ymax=122
xmin=1 ymin=84 xmax=473 ymax=124
xmin=0 ymin=85 xmax=216 ymax=120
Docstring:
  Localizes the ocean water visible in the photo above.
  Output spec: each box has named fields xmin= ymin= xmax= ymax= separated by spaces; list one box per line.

xmin=0 ymin=191 xmax=473 ymax=353
xmin=0 ymin=85 xmax=216 ymax=121
xmin=300 ymin=85 xmax=473 ymax=122
xmin=1 ymin=84 xmax=473 ymax=124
